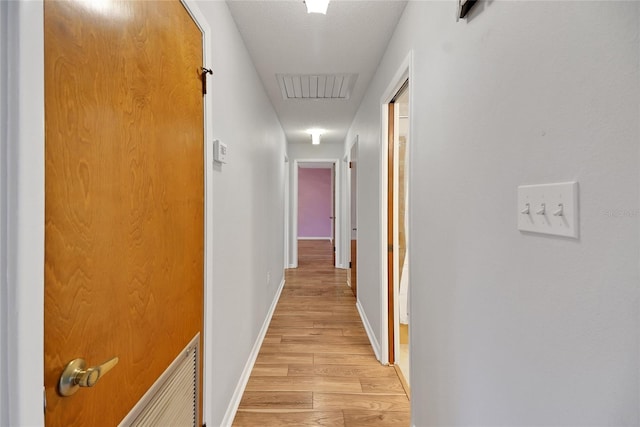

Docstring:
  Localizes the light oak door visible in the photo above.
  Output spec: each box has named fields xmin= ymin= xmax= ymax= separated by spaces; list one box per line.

xmin=44 ymin=1 xmax=204 ymax=425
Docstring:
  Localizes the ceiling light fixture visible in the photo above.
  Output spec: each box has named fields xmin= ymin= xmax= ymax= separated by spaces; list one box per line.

xmin=305 ymin=0 xmax=329 ymax=15
xmin=308 ymin=129 xmax=324 ymax=145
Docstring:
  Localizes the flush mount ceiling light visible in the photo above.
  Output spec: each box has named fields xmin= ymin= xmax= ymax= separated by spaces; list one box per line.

xmin=304 ymin=0 xmax=329 ymax=15
xmin=307 ymin=129 xmax=324 ymax=145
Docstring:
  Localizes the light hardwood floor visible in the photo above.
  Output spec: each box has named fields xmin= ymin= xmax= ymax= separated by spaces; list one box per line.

xmin=232 ymin=240 xmax=411 ymax=426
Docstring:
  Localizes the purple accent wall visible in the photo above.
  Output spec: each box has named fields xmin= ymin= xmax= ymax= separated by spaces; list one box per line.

xmin=298 ymin=168 xmax=332 ymax=238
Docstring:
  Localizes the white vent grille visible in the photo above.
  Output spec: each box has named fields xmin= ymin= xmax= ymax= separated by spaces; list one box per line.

xmin=119 ymin=334 xmax=200 ymax=427
xmin=277 ymin=73 xmax=358 ymax=100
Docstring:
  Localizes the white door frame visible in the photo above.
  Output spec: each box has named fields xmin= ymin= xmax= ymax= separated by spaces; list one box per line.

xmin=291 ymin=159 xmax=343 ymax=269
xmin=344 ymin=135 xmax=358 ymax=287
xmin=379 ymin=51 xmax=413 ymax=366
xmin=2 ymin=2 xmax=45 ymax=424
xmin=284 ymin=154 xmax=290 ymax=269
xmin=1 ymin=2 xmax=213 ymax=425
xmin=0 ymin=2 xmax=7 ymax=423
xmin=343 ymin=154 xmax=350 ymax=285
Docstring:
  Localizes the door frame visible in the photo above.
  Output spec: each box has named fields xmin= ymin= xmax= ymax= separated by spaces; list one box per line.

xmin=0 ymin=1 xmax=6 ymax=422
xmin=343 ymin=155 xmax=349 ymax=285
xmin=291 ymin=159 xmax=342 ymax=268
xmin=284 ymin=154 xmax=290 ymax=269
xmin=379 ymin=51 xmax=413 ymax=366
xmin=1 ymin=1 xmax=213 ymax=425
xmin=345 ymin=136 xmax=358 ymax=292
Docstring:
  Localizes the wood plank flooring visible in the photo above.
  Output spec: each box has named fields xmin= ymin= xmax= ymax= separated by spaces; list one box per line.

xmin=233 ymin=240 xmax=410 ymax=426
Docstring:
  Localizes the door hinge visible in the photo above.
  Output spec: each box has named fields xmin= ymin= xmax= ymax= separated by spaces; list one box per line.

xmin=349 ymin=261 xmax=352 ymax=268
xmin=43 ymin=386 xmax=47 ymax=413
xmin=201 ymin=67 xmax=213 ymax=95
xmin=349 ymin=161 xmax=353 ymax=168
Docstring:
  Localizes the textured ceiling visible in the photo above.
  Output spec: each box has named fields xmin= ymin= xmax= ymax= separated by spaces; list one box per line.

xmin=226 ymin=0 xmax=408 ymax=145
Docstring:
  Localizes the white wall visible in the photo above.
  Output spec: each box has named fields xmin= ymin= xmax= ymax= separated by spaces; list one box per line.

xmin=347 ymin=1 xmax=639 ymax=425
xmin=0 ymin=1 xmax=8 ymax=424
xmin=195 ymin=2 xmax=287 ymax=426
xmin=288 ymin=141 xmax=344 ymax=160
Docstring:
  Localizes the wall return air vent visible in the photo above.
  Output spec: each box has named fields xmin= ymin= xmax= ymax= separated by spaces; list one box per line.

xmin=276 ymin=73 xmax=358 ymax=100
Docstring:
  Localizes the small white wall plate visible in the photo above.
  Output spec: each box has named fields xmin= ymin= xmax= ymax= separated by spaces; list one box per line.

xmin=213 ymin=140 xmax=227 ymax=164
xmin=517 ymin=181 xmax=579 ymax=238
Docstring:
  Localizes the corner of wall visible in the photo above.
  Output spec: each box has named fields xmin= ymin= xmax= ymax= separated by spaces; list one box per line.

xmin=356 ymin=300 xmax=381 ymax=361
xmin=220 ymin=278 xmax=285 ymax=427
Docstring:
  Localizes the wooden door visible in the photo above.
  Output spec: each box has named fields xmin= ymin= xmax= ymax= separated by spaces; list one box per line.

xmin=44 ymin=1 xmax=204 ymax=425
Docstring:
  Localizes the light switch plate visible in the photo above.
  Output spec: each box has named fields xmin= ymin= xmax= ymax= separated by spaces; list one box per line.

xmin=517 ymin=181 xmax=579 ymax=238
xmin=213 ymin=140 xmax=227 ymax=164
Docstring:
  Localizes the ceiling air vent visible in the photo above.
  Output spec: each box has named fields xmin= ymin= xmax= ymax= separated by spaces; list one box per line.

xmin=276 ymin=73 xmax=358 ymax=100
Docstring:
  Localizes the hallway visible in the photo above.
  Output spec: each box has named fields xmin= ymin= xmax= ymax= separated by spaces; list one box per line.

xmin=4 ymin=2 xmax=638 ymax=425
xmin=232 ymin=240 xmax=410 ymax=426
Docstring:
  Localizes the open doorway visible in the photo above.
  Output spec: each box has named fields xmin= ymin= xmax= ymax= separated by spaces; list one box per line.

xmin=292 ymin=160 xmax=341 ymax=268
xmin=383 ymin=75 xmax=411 ymax=397
xmin=392 ymin=83 xmax=410 ymax=394
xmin=298 ymin=164 xmax=333 ymax=265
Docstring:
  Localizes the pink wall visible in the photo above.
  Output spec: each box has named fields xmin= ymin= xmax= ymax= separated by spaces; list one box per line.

xmin=298 ymin=168 xmax=332 ymax=238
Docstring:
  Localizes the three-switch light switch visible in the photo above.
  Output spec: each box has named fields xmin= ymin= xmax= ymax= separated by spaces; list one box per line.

xmin=517 ymin=181 xmax=579 ymax=238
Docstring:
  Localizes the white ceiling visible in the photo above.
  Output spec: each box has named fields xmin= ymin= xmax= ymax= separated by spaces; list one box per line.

xmin=226 ymin=0 xmax=408 ymax=146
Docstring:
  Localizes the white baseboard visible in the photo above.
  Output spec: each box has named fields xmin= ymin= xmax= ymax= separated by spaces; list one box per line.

xmin=220 ymin=277 xmax=285 ymax=427
xmin=356 ymin=300 xmax=381 ymax=361
xmin=297 ymin=237 xmax=331 ymax=240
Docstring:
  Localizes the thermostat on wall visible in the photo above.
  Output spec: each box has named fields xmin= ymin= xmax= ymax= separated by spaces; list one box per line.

xmin=213 ymin=140 xmax=227 ymax=164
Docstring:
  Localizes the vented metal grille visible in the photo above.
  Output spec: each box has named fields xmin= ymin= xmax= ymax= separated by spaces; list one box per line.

xmin=277 ymin=73 xmax=358 ymax=100
xmin=119 ymin=334 xmax=200 ymax=427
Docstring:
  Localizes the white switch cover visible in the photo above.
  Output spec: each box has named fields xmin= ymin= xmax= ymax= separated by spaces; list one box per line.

xmin=517 ymin=181 xmax=579 ymax=238
xmin=213 ymin=140 xmax=227 ymax=164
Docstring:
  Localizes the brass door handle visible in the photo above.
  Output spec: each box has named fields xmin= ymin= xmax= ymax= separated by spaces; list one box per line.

xmin=58 ymin=356 xmax=119 ymax=397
